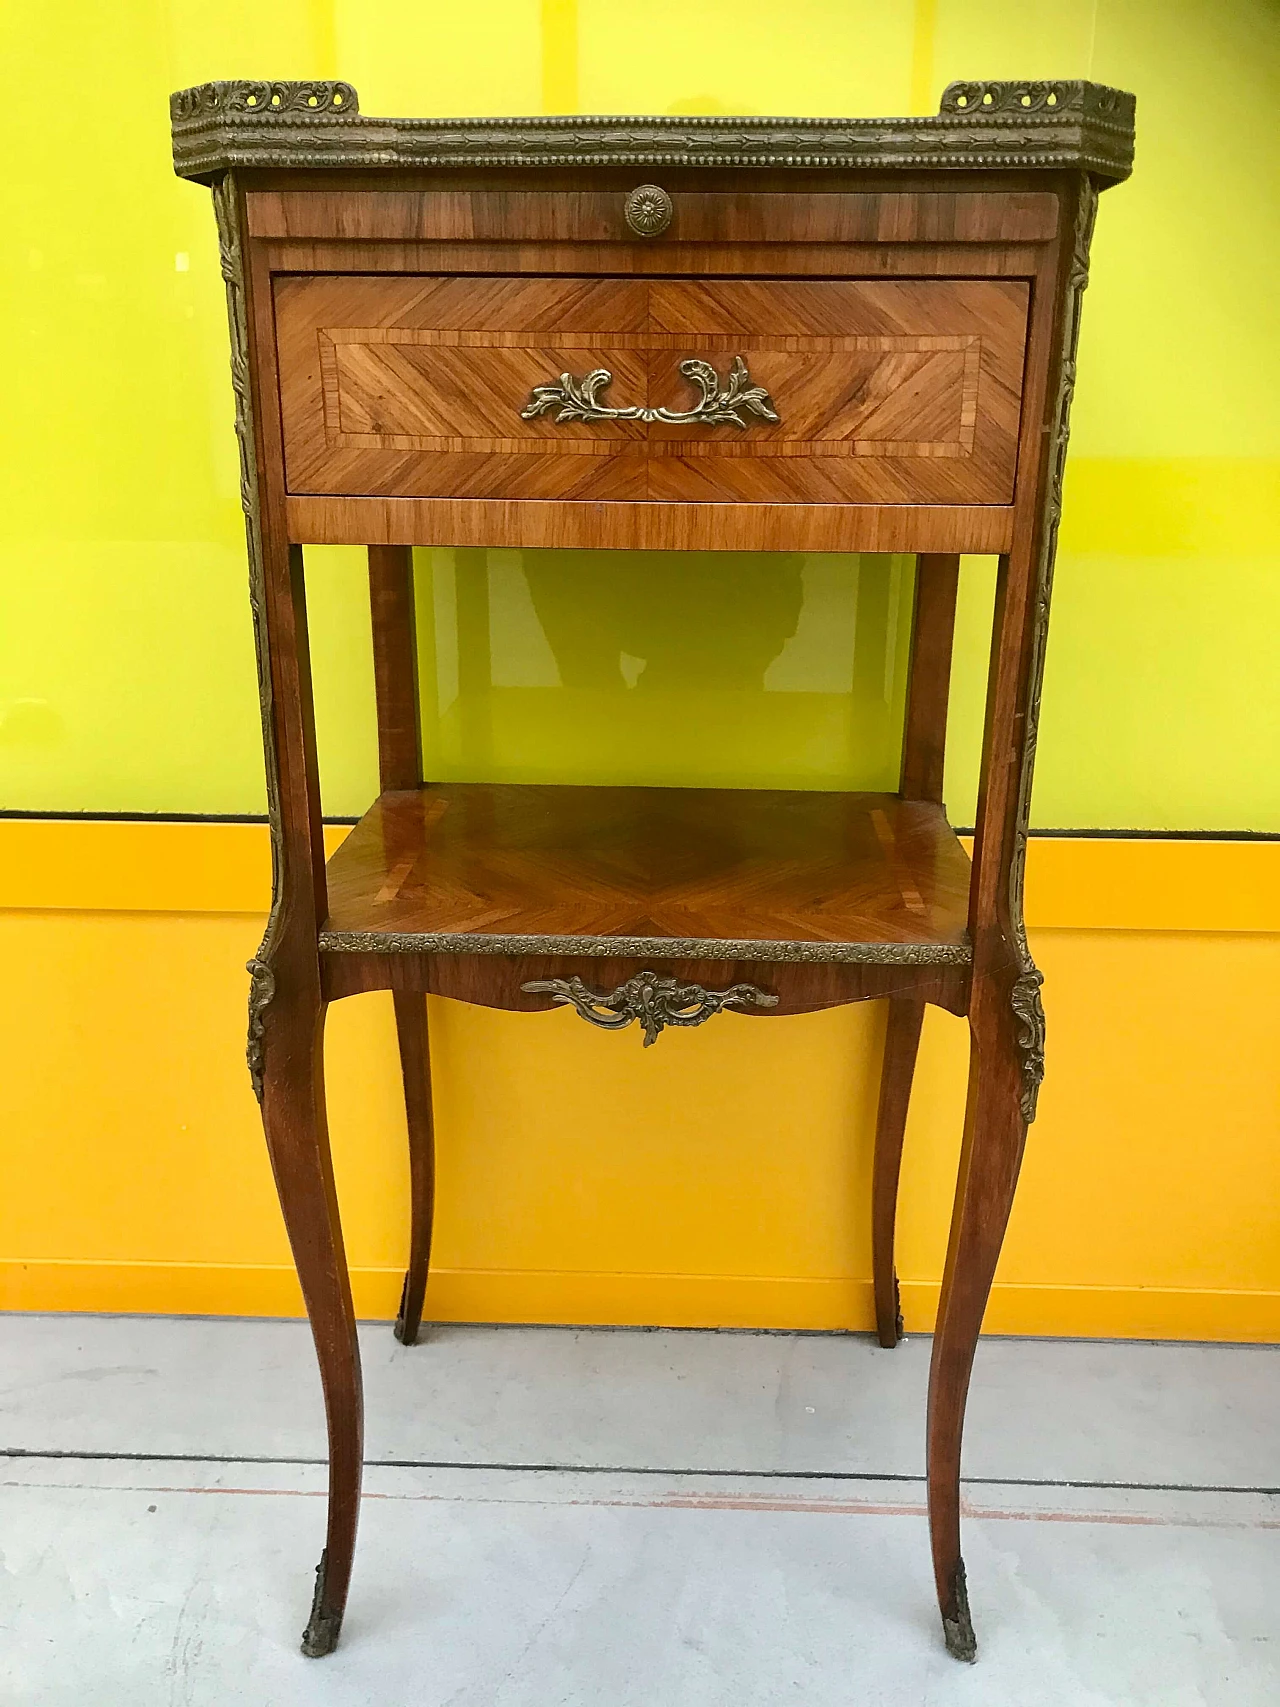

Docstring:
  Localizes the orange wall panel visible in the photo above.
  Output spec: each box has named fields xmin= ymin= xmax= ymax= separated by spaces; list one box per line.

xmin=2 ymin=826 xmax=1277 ymax=1341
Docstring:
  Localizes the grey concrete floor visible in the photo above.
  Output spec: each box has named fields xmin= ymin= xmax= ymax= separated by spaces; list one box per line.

xmin=2 ymin=1316 xmax=1277 ymax=1704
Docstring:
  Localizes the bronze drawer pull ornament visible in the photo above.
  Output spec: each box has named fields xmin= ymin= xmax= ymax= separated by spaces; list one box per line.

xmin=521 ymin=971 xmax=778 ymax=1045
xmin=520 ymin=356 xmax=780 ymax=428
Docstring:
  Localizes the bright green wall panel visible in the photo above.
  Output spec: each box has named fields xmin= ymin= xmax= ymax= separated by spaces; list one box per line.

xmin=412 ymin=549 xmax=918 ymax=795
xmin=1 ymin=0 xmax=1277 ymax=829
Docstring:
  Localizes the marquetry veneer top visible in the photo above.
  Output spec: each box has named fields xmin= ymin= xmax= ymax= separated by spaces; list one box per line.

xmin=320 ymin=784 xmax=973 ymax=964
xmin=171 ymin=80 xmax=1135 ymax=185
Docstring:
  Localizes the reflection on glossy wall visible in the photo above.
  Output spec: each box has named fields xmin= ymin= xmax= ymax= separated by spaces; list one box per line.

xmin=416 ymin=550 xmax=914 ymax=790
xmin=1 ymin=0 xmax=1278 ymax=827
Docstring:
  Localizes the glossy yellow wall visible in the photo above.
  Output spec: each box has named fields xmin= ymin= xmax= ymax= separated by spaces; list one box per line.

xmin=2 ymin=0 xmax=1278 ymax=827
xmin=2 ymin=1 xmax=1279 ymax=1339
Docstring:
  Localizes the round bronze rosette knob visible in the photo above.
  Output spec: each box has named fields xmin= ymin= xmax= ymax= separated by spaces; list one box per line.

xmin=624 ymin=184 xmax=673 ymax=237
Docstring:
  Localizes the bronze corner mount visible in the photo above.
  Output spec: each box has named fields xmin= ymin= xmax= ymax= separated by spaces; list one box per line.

xmin=170 ymin=80 xmax=359 ymax=121
xmin=939 ymin=79 xmax=1134 ymax=126
xmin=245 ymin=955 xmax=276 ymax=1104
xmin=1010 ymin=967 xmax=1046 ymax=1123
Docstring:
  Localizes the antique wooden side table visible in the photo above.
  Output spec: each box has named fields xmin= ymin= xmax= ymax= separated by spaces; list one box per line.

xmin=171 ymin=78 xmax=1134 ymax=1663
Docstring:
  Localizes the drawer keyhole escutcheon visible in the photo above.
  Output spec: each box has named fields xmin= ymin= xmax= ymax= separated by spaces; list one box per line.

xmin=624 ymin=183 xmax=673 ymax=235
xmin=521 ymin=356 xmax=781 ymax=428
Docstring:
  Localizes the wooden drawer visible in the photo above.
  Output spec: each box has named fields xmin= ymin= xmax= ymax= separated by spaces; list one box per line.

xmin=275 ymin=275 xmax=1029 ymax=507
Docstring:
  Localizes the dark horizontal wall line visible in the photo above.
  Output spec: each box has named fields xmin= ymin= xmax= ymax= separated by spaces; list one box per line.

xmin=1 ymin=810 xmax=1277 ymax=841
xmin=0 ymin=810 xmax=361 ymax=826
xmin=1026 ymin=826 xmax=1280 ymax=842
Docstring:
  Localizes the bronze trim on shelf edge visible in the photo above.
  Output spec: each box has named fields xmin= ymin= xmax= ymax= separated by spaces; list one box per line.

xmin=1005 ymin=178 xmax=1100 ymax=1123
xmin=317 ymin=930 xmax=973 ymax=965
xmin=212 ymin=173 xmax=284 ymax=1107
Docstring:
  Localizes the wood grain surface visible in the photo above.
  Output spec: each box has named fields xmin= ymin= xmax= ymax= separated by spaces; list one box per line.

xmin=247 ymin=187 xmax=1059 ymax=246
xmin=263 ymin=237 xmax=1046 ymax=280
xmin=901 ymin=553 xmax=961 ymax=802
xmin=275 ymin=275 xmax=1029 ymax=506
xmin=287 ymin=493 xmax=1014 ymax=553
xmin=872 ymin=996 xmax=927 ymax=1346
xmin=366 ymin=545 xmax=422 ymax=792
xmin=321 ymin=783 xmax=972 ymax=956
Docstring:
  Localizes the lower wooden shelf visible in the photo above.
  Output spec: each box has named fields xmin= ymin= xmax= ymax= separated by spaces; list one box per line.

xmin=320 ymin=783 xmax=972 ymax=965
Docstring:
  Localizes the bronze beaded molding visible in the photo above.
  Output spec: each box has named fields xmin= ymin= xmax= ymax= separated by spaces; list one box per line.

xmin=317 ymin=929 xmax=973 ymax=966
xmin=171 ymin=80 xmax=1135 ymax=184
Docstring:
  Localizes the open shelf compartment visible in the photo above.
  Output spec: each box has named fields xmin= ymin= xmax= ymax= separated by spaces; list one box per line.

xmin=320 ymin=782 xmax=973 ymax=964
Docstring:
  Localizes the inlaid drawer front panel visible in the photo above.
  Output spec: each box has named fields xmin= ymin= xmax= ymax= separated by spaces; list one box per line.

xmin=275 ymin=275 xmax=1030 ymax=505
